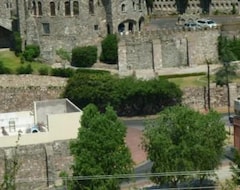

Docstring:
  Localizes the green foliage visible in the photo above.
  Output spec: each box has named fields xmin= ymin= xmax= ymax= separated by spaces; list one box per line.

xmin=100 ymin=34 xmax=118 ymax=64
xmin=71 ymin=46 xmax=97 ymax=67
xmin=56 ymin=48 xmax=71 ymax=62
xmin=70 ymin=104 xmax=133 ymax=189
xmin=22 ymin=45 xmax=40 ymax=62
xmin=63 ymin=71 xmax=182 ymax=116
xmin=143 ymin=106 xmax=226 ymax=187
xmin=218 ymin=36 xmax=238 ymax=62
xmin=215 ymin=64 xmax=238 ymax=86
xmin=11 ymin=32 xmax=22 ymax=56
xmin=50 ymin=68 xmax=75 ymax=78
xmin=16 ymin=64 xmax=33 ymax=74
xmin=38 ymin=67 xmax=49 ymax=75
xmin=0 ymin=61 xmax=12 ymax=74
xmin=231 ymin=149 xmax=240 ymax=185
xmin=160 ymin=72 xmax=206 ymax=79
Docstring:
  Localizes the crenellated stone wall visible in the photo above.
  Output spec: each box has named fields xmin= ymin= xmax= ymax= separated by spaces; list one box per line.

xmin=118 ymin=28 xmax=220 ymax=77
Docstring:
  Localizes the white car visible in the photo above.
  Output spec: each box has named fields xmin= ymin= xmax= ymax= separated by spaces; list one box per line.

xmin=183 ymin=22 xmax=202 ymax=30
xmin=196 ymin=19 xmax=218 ymax=28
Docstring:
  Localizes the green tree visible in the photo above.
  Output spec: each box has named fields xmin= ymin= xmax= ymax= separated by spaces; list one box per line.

xmin=100 ymin=34 xmax=118 ymax=64
xmin=143 ymin=106 xmax=226 ymax=187
xmin=70 ymin=104 xmax=133 ymax=190
xmin=231 ymin=149 xmax=240 ymax=185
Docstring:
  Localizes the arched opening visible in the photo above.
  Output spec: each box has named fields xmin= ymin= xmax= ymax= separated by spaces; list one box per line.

xmin=73 ymin=1 xmax=79 ymax=15
xmin=32 ymin=1 xmax=37 ymax=16
xmin=65 ymin=1 xmax=71 ymax=16
xmin=89 ymin=0 xmax=94 ymax=14
xmin=50 ymin=2 xmax=56 ymax=16
xmin=128 ymin=22 xmax=134 ymax=32
xmin=118 ymin=23 xmax=125 ymax=33
xmin=38 ymin=1 xmax=42 ymax=16
xmin=121 ymin=4 xmax=126 ymax=12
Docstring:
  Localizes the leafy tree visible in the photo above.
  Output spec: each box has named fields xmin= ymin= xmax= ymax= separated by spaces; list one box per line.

xmin=70 ymin=104 xmax=133 ymax=190
xmin=142 ymin=106 xmax=226 ymax=187
xmin=63 ymin=71 xmax=182 ymax=116
xmin=71 ymin=46 xmax=97 ymax=67
xmin=216 ymin=36 xmax=238 ymax=86
xmin=215 ymin=63 xmax=237 ymax=86
xmin=100 ymin=34 xmax=118 ymax=64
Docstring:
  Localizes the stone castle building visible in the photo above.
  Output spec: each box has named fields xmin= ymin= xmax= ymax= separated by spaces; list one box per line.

xmin=0 ymin=0 xmax=240 ymax=64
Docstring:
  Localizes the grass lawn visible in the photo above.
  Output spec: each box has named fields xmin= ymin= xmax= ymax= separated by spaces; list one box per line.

xmin=0 ymin=50 xmax=51 ymax=74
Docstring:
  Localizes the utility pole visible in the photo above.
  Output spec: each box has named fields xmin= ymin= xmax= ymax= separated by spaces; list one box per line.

xmin=207 ymin=61 xmax=210 ymax=110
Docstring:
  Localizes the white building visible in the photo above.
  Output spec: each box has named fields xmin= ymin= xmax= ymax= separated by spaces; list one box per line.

xmin=0 ymin=98 xmax=82 ymax=147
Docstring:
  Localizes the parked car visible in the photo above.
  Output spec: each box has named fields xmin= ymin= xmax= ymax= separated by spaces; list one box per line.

xmin=196 ymin=19 xmax=217 ymax=28
xmin=183 ymin=22 xmax=201 ymax=30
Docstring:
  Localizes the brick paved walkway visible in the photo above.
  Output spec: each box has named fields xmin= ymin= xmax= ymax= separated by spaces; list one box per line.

xmin=125 ymin=127 xmax=147 ymax=166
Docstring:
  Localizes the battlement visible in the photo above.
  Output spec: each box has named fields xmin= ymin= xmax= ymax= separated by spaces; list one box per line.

xmin=118 ymin=25 xmax=221 ymax=42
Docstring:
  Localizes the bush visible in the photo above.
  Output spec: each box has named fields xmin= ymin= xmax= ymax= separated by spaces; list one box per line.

xmin=23 ymin=44 xmax=40 ymax=62
xmin=71 ymin=46 xmax=97 ymax=67
xmin=11 ymin=32 xmax=22 ymax=56
xmin=100 ymin=34 xmax=118 ymax=64
xmin=51 ymin=68 xmax=75 ymax=78
xmin=38 ymin=67 xmax=49 ymax=75
xmin=16 ymin=64 xmax=33 ymax=74
xmin=0 ymin=61 xmax=11 ymax=74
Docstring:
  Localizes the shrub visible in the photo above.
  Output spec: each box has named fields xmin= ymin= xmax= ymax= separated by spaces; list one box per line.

xmin=38 ymin=67 xmax=49 ymax=75
xmin=23 ymin=44 xmax=40 ymax=62
xmin=11 ymin=32 xmax=22 ymax=56
xmin=71 ymin=46 xmax=97 ymax=67
xmin=51 ymin=68 xmax=75 ymax=78
xmin=16 ymin=64 xmax=33 ymax=74
xmin=100 ymin=34 xmax=118 ymax=64
xmin=0 ymin=61 xmax=12 ymax=74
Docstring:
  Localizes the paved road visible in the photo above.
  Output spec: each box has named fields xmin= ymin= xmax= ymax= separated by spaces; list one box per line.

xmin=149 ymin=15 xmax=240 ymax=29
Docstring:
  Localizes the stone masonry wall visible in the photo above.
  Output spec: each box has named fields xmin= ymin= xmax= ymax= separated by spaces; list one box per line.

xmin=0 ymin=140 xmax=72 ymax=190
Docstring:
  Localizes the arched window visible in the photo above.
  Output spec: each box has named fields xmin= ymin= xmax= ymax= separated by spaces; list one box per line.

xmin=32 ymin=1 xmax=37 ymax=15
xmin=65 ymin=1 xmax=71 ymax=16
xmin=73 ymin=1 xmax=79 ymax=15
xmin=38 ymin=1 xmax=42 ymax=16
xmin=138 ymin=0 xmax=141 ymax=10
xmin=89 ymin=0 xmax=94 ymax=14
xmin=121 ymin=4 xmax=126 ymax=12
xmin=50 ymin=2 xmax=56 ymax=16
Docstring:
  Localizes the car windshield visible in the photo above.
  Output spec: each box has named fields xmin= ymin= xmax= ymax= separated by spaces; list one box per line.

xmin=207 ymin=20 xmax=215 ymax=24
